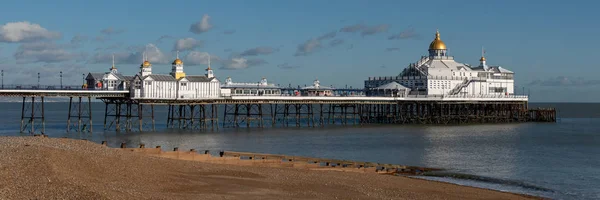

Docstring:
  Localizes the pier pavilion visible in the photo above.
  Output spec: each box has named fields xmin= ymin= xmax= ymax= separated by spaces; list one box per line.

xmin=365 ymin=30 xmax=514 ymax=97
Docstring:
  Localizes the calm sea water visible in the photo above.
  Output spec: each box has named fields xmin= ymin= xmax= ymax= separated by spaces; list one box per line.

xmin=0 ymin=102 xmax=598 ymax=199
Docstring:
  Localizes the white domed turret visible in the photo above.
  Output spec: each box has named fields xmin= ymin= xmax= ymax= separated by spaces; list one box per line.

xmin=140 ymin=52 xmax=152 ymax=76
xmin=428 ymin=29 xmax=449 ymax=58
xmin=260 ymin=77 xmax=268 ymax=86
xmin=313 ymin=78 xmax=320 ymax=88
xmin=171 ymin=51 xmax=186 ymax=79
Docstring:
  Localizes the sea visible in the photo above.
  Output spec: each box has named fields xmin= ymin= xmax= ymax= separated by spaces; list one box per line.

xmin=0 ymin=101 xmax=598 ymax=200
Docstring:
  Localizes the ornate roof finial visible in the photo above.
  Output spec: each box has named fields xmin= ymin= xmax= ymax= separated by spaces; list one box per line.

xmin=111 ymin=54 xmax=116 ymax=69
xmin=207 ymin=53 xmax=211 ymax=70
xmin=176 ymin=50 xmax=179 ymax=59
xmin=480 ymin=46 xmax=486 ymax=62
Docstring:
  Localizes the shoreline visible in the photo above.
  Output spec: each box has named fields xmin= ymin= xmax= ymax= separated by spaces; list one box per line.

xmin=0 ymin=136 xmax=543 ymax=199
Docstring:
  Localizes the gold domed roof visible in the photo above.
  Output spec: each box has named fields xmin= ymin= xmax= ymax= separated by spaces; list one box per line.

xmin=428 ymin=30 xmax=447 ymax=50
xmin=479 ymin=56 xmax=486 ymax=61
xmin=141 ymin=60 xmax=151 ymax=67
xmin=172 ymin=58 xmax=183 ymax=65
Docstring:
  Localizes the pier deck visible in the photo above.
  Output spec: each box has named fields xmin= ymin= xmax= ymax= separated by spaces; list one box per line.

xmin=0 ymin=89 xmax=555 ymax=135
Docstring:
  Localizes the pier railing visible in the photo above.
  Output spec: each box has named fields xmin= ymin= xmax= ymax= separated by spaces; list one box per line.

xmin=0 ymin=84 xmax=85 ymax=90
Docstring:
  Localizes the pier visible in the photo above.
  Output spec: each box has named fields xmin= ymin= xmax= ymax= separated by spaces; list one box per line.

xmin=0 ymin=88 xmax=555 ymax=135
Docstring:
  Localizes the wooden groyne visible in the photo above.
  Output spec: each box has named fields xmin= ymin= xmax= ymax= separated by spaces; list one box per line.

xmin=114 ymin=142 xmax=441 ymax=175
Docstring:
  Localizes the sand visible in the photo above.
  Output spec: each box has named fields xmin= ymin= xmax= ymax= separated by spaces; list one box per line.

xmin=0 ymin=136 xmax=539 ymax=200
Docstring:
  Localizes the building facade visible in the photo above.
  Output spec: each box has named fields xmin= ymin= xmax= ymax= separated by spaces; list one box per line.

xmin=221 ymin=77 xmax=282 ymax=96
xmin=300 ymin=79 xmax=333 ymax=96
xmin=365 ymin=30 xmax=514 ymax=96
xmin=86 ymin=56 xmax=132 ymax=90
xmin=129 ymin=53 xmax=221 ymax=99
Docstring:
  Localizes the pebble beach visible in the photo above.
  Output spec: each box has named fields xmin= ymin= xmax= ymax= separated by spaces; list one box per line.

xmin=0 ymin=136 xmax=540 ymax=200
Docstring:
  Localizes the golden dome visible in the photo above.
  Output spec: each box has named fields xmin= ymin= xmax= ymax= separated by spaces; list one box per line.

xmin=428 ymin=30 xmax=447 ymax=50
xmin=141 ymin=60 xmax=151 ymax=67
xmin=479 ymin=56 xmax=486 ymax=61
xmin=172 ymin=58 xmax=183 ymax=65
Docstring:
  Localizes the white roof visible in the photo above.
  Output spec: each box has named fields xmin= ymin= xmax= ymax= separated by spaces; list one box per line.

xmin=301 ymin=85 xmax=333 ymax=90
xmin=412 ymin=56 xmax=514 ymax=75
xmin=373 ymin=81 xmax=409 ymax=90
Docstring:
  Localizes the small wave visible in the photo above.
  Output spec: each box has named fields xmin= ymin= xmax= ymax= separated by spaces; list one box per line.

xmin=421 ymin=172 xmax=554 ymax=192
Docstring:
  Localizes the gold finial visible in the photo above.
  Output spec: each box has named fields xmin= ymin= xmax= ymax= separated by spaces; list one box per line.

xmin=480 ymin=47 xmax=486 ymax=61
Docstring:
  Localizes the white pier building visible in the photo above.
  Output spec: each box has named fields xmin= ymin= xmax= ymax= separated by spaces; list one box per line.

xmin=221 ymin=77 xmax=282 ymax=96
xmin=365 ymin=30 xmax=514 ymax=96
xmin=129 ymin=52 xmax=221 ymax=99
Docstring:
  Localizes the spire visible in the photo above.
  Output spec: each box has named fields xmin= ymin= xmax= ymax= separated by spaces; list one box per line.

xmin=207 ymin=53 xmax=211 ymax=70
xmin=205 ymin=53 xmax=214 ymax=78
xmin=110 ymin=54 xmax=118 ymax=73
xmin=480 ymin=46 xmax=486 ymax=62
xmin=176 ymin=50 xmax=179 ymax=59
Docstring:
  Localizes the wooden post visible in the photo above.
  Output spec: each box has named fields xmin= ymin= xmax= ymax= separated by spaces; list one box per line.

xmin=151 ymin=104 xmax=155 ymax=131
xmin=31 ymin=97 xmax=35 ymax=134
xmin=88 ymin=96 xmax=93 ymax=132
xmin=103 ymin=100 xmax=108 ymax=130
xmin=41 ymin=96 xmax=45 ymax=134
xmin=77 ymin=97 xmax=82 ymax=132
xmin=20 ymin=97 xmax=25 ymax=133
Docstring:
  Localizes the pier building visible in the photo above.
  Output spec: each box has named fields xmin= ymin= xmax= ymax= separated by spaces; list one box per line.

xmin=300 ymin=79 xmax=334 ymax=96
xmin=129 ymin=52 xmax=220 ymax=99
xmin=86 ymin=55 xmax=133 ymax=90
xmin=365 ymin=30 xmax=514 ymax=96
xmin=220 ymin=77 xmax=282 ymax=96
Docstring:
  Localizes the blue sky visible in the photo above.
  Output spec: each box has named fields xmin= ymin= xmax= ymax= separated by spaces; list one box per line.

xmin=0 ymin=0 xmax=598 ymax=102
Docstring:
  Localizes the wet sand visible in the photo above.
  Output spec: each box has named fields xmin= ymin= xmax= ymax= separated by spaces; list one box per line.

xmin=0 ymin=136 xmax=540 ymax=199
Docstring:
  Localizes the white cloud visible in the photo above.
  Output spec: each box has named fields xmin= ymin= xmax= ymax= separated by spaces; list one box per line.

xmin=0 ymin=21 xmax=61 ymax=43
xmin=173 ymin=38 xmax=203 ymax=51
xmin=100 ymin=27 xmax=125 ymax=35
xmin=184 ymin=51 xmax=219 ymax=66
xmin=277 ymin=63 xmax=300 ymax=69
xmin=13 ymin=42 xmax=82 ymax=64
xmin=221 ymin=57 xmax=267 ymax=70
xmin=339 ymin=23 xmax=390 ymax=36
xmin=89 ymin=43 xmax=168 ymax=64
xmin=189 ymin=14 xmax=213 ymax=34
xmin=70 ymin=35 xmax=88 ymax=45
xmin=339 ymin=24 xmax=367 ymax=33
xmin=240 ymin=46 xmax=277 ymax=56
xmin=329 ymin=39 xmax=344 ymax=47
xmin=361 ymin=24 xmax=389 ymax=36
xmin=294 ymin=38 xmax=321 ymax=56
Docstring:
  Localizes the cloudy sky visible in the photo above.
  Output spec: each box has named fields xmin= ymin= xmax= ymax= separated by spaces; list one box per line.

xmin=0 ymin=0 xmax=598 ymax=102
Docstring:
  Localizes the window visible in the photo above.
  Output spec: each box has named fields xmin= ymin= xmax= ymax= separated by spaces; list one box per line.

xmin=489 ymin=87 xmax=506 ymax=93
xmin=146 ymin=81 xmax=152 ymax=86
xmin=181 ymin=82 xmax=187 ymax=86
